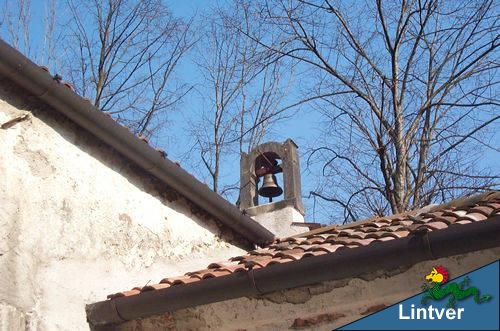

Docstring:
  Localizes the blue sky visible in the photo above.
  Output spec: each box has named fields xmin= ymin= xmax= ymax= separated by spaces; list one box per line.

xmin=3 ymin=0 xmax=499 ymax=224
xmin=4 ymin=0 xmax=327 ymax=220
xmin=165 ymin=1 xmax=328 ymax=218
xmin=166 ymin=0 xmax=500 ymax=222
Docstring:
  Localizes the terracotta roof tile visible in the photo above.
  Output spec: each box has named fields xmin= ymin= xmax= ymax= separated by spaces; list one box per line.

xmin=425 ymin=221 xmax=448 ymax=230
xmin=392 ymin=230 xmax=411 ymax=238
xmin=107 ymin=289 xmax=141 ymax=299
xmin=468 ymin=212 xmax=489 ymax=221
xmin=469 ymin=205 xmax=494 ymax=216
xmin=338 ymin=229 xmax=359 ymax=236
xmin=365 ymin=232 xmax=386 ymax=239
xmin=277 ymin=236 xmax=301 ymax=243
xmin=390 ymin=220 xmax=414 ymax=227
xmin=487 ymin=202 xmax=500 ymax=210
xmin=363 ymin=221 xmax=388 ymax=228
xmin=455 ymin=219 xmax=474 ymax=225
xmin=249 ymin=248 xmax=276 ymax=256
xmin=378 ymin=232 xmax=403 ymax=239
xmin=384 ymin=225 xmax=407 ymax=232
xmin=307 ymin=243 xmax=348 ymax=253
xmin=200 ymin=270 xmax=233 ymax=279
xmin=106 ymin=191 xmax=500 ymax=301
xmin=360 ymin=226 xmax=380 ymax=233
xmin=216 ymin=265 xmax=247 ymax=273
xmin=433 ymin=215 xmax=459 ymax=224
xmin=206 ymin=262 xmax=224 ymax=269
xmin=274 ymin=249 xmax=308 ymax=260
xmin=245 ymin=257 xmax=295 ymax=268
xmin=442 ymin=209 xmax=468 ymax=218
xmin=408 ymin=224 xmax=430 ymax=233
xmin=229 ymin=255 xmax=246 ymax=262
xmin=292 ymin=244 xmax=318 ymax=251
xmin=160 ymin=276 xmax=201 ymax=285
xmin=307 ymin=236 xmax=331 ymax=244
xmin=302 ymin=250 xmax=329 ymax=258
xmin=366 ymin=235 xmax=392 ymax=242
xmin=141 ymin=283 xmax=171 ymax=292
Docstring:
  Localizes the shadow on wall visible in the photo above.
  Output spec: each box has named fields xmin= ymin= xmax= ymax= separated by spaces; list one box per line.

xmin=0 ymin=79 xmax=251 ymax=249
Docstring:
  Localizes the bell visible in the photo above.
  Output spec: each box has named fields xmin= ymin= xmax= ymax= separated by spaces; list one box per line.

xmin=258 ymin=174 xmax=283 ymax=199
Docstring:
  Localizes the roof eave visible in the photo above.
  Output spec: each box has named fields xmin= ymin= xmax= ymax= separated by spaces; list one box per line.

xmin=0 ymin=38 xmax=275 ymax=248
xmin=86 ymin=216 xmax=500 ymax=328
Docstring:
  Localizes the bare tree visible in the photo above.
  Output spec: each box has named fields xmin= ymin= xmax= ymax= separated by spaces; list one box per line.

xmin=193 ymin=13 xmax=243 ymax=193
xmin=192 ymin=2 xmax=292 ymax=195
xmin=247 ymin=0 xmax=499 ymax=222
xmin=0 ymin=0 xmax=32 ymax=54
xmin=42 ymin=0 xmax=58 ymax=70
xmin=62 ymin=0 xmax=195 ymax=138
xmin=0 ymin=0 xmax=58 ymax=67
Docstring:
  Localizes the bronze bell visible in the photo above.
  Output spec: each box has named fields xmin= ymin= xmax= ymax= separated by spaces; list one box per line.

xmin=258 ymin=173 xmax=283 ymax=199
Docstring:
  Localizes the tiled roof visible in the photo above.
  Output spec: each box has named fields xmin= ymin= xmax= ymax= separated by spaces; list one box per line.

xmin=107 ymin=191 xmax=500 ymax=300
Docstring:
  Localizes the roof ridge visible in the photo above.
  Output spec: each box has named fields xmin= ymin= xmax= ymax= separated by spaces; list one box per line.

xmin=424 ymin=190 xmax=500 ymax=213
xmin=291 ymin=190 xmax=500 ymax=239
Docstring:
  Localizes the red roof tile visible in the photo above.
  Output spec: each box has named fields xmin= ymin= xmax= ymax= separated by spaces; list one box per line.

xmin=105 ymin=191 xmax=500 ymax=301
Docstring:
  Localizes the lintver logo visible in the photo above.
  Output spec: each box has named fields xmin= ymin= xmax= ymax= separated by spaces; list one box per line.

xmin=421 ymin=266 xmax=491 ymax=308
xmin=399 ymin=266 xmax=492 ymax=320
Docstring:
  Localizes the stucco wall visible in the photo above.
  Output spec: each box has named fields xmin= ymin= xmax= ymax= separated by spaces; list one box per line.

xmin=252 ymin=205 xmax=305 ymax=238
xmin=0 ymin=81 xmax=245 ymax=330
xmin=117 ymin=247 xmax=500 ymax=331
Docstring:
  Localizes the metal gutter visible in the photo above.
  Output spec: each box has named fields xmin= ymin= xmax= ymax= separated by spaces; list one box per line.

xmin=0 ymin=39 xmax=275 ymax=247
xmin=86 ymin=216 xmax=500 ymax=327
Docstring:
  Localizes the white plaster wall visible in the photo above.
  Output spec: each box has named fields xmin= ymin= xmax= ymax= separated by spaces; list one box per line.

xmin=0 ymin=84 xmax=245 ymax=330
xmin=252 ymin=206 xmax=305 ymax=238
xmin=0 ymin=302 xmax=28 ymax=331
xmin=117 ymin=247 xmax=500 ymax=331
